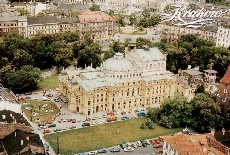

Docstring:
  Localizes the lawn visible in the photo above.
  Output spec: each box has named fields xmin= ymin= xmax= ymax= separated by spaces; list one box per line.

xmin=37 ymin=74 xmax=59 ymax=91
xmin=21 ymin=100 xmax=60 ymax=123
xmin=45 ymin=117 xmax=182 ymax=154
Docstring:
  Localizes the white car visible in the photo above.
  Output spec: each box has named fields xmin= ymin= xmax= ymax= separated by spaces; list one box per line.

xmin=63 ymin=119 xmax=68 ymax=122
xmin=136 ymin=141 xmax=142 ymax=147
xmin=88 ymin=151 xmax=97 ymax=155
xmin=32 ymin=97 xmax=38 ymax=100
xmin=126 ymin=142 xmax=131 ymax=147
xmin=124 ymin=147 xmax=134 ymax=152
xmin=131 ymin=142 xmax=138 ymax=148
xmin=102 ymin=115 xmax=108 ymax=118
xmin=98 ymin=120 xmax=105 ymax=124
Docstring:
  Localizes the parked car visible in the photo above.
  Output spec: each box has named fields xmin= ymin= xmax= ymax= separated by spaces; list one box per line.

xmin=107 ymin=112 xmax=115 ymax=116
xmin=131 ymin=142 xmax=138 ymax=148
xmin=120 ymin=143 xmax=126 ymax=149
xmin=140 ymin=140 xmax=148 ymax=147
xmin=44 ymin=143 xmax=49 ymax=151
xmin=121 ymin=116 xmax=129 ymax=120
xmin=72 ymin=119 xmax=76 ymax=123
xmin=58 ymin=118 xmax=63 ymax=123
xmin=134 ymin=109 xmax=140 ymax=113
xmin=98 ymin=120 xmax=105 ymax=124
xmin=110 ymin=147 xmax=120 ymax=152
xmin=136 ymin=141 xmax=142 ymax=147
xmin=137 ymin=112 xmax=146 ymax=117
xmin=69 ymin=125 xmax=76 ymax=129
xmin=124 ymin=147 xmax=134 ymax=152
xmin=54 ymin=98 xmax=59 ymax=102
xmin=43 ymin=129 xmax=51 ymax=134
xmin=82 ymin=123 xmax=90 ymax=127
xmin=25 ymin=96 xmax=31 ymax=99
xmin=102 ymin=115 xmax=108 ymax=118
xmin=54 ymin=128 xmax=62 ymax=132
xmin=88 ymin=151 xmax=97 ymax=155
xmin=77 ymin=153 xmax=86 ymax=155
xmin=120 ymin=111 xmax=126 ymax=115
xmin=63 ymin=119 xmax=68 ymax=122
xmin=156 ymin=150 xmax=163 ymax=154
xmin=97 ymin=148 xmax=107 ymax=153
xmin=153 ymin=144 xmax=163 ymax=148
xmin=48 ymin=124 xmax=56 ymax=128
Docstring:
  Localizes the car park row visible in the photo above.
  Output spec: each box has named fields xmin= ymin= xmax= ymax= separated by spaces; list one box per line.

xmin=76 ymin=137 xmax=164 ymax=155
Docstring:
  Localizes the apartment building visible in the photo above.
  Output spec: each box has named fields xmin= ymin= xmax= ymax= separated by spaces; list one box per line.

xmin=27 ymin=16 xmax=59 ymax=38
xmin=59 ymin=46 xmax=175 ymax=116
xmin=160 ymin=23 xmax=218 ymax=43
xmin=0 ymin=12 xmax=27 ymax=38
xmin=78 ymin=10 xmax=115 ymax=43
xmin=216 ymin=23 xmax=230 ymax=48
xmin=58 ymin=17 xmax=80 ymax=33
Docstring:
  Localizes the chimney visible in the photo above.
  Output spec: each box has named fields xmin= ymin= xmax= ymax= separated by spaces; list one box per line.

xmin=187 ymin=65 xmax=191 ymax=69
xmin=15 ymin=132 xmax=16 ymax=137
xmin=26 ymin=136 xmax=29 ymax=140
xmin=21 ymin=140 xmax=23 ymax=145
xmin=211 ymin=129 xmax=215 ymax=136
xmin=2 ymin=115 xmax=5 ymax=119
xmin=222 ymin=128 xmax=226 ymax=135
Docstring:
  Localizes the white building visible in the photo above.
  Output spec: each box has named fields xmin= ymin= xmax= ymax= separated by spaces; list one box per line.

xmin=216 ymin=24 xmax=230 ymax=48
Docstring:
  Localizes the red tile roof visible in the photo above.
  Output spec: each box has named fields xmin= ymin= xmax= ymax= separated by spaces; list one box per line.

xmin=78 ymin=10 xmax=115 ymax=23
xmin=163 ymin=134 xmax=225 ymax=155
xmin=220 ymin=65 xmax=230 ymax=83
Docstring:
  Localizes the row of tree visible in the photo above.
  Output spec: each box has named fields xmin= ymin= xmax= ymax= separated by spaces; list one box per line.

xmin=0 ymin=31 xmax=103 ymax=92
xmin=147 ymin=93 xmax=227 ymax=132
xmin=116 ymin=8 xmax=161 ymax=28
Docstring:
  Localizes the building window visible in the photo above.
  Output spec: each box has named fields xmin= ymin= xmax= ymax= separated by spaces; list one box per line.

xmin=224 ymin=89 xmax=227 ymax=94
xmin=88 ymin=101 xmax=90 ymax=105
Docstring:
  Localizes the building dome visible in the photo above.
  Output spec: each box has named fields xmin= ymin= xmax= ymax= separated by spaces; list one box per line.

xmin=103 ymin=53 xmax=133 ymax=72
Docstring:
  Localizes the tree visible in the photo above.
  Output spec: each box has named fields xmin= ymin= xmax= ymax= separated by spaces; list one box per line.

xmin=190 ymin=93 xmax=221 ymax=132
xmin=54 ymin=48 xmax=74 ymax=68
xmin=195 ymin=84 xmax=205 ymax=94
xmin=107 ymin=10 xmax=114 ymax=16
xmin=90 ymin=4 xmax=100 ymax=11
xmin=15 ymin=8 xmax=31 ymax=16
xmin=0 ymin=65 xmax=15 ymax=87
xmin=136 ymin=37 xmax=152 ymax=49
xmin=116 ymin=11 xmax=126 ymax=30
xmin=77 ymin=49 xmax=102 ymax=68
xmin=103 ymin=49 xmax=115 ymax=61
xmin=63 ymin=31 xmax=80 ymax=43
xmin=7 ymin=65 xmax=41 ymax=93
xmin=37 ymin=12 xmax=45 ymax=17
xmin=12 ymin=49 xmax=33 ymax=68
xmin=129 ymin=13 xmax=137 ymax=26
xmin=110 ymin=41 xmax=125 ymax=53
xmin=68 ymin=10 xmax=81 ymax=17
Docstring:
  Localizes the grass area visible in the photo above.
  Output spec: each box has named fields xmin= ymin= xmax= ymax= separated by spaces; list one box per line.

xmin=45 ymin=117 xmax=182 ymax=154
xmin=21 ymin=100 xmax=59 ymax=123
xmin=37 ymin=74 xmax=59 ymax=91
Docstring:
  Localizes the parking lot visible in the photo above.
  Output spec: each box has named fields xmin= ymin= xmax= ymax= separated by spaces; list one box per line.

xmin=20 ymin=90 xmax=164 ymax=155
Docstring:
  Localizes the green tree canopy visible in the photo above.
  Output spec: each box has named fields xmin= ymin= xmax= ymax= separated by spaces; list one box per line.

xmin=90 ymin=4 xmax=100 ymax=11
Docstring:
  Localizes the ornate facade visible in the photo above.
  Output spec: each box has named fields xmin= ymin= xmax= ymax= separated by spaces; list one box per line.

xmin=59 ymin=46 xmax=176 ymax=116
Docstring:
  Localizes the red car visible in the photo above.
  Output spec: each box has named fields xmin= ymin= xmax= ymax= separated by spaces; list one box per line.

xmin=156 ymin=150 xmax=163 ymax=154
xmin=107 ymin=112 xmax=115 ymax=116
xmin=72 ymin=119 xmax=76 ymax=123
xmin=153 ymin=144 xmax=163 ymax=148
xmin=121 ymin=111 xmax=126 ymax=115
xmin=45 ymin=121 xmax=53 ymax=124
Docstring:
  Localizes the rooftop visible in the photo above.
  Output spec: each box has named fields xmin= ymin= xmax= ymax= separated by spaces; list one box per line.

xmin=27 ymin=16 xmax=58 ymax=25
xmin=78 ymin=10 xmax=115 ymax=23
xmin=163 ymin=134 xmax=225 ymax=155
xmin=220 ymin=65 xmax=230 ymax=84
xmin=0 ymin=87 xmax=19 ymax=104
xmin=181 ymin=69 xmax=203 ymax=76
